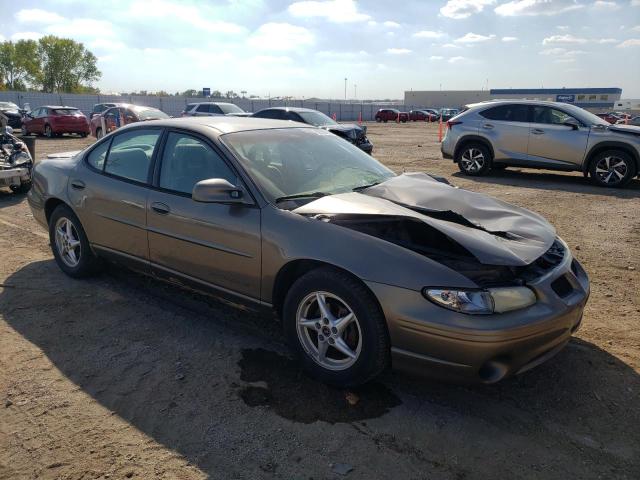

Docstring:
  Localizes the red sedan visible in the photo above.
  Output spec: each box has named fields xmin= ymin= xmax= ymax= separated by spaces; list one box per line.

xmin=375 ymin=108 xmax=409 ymax=123
xmin=90 ymin=104 xmax=169 ymax=138
xmin=21 ymin=106 xmax=90 ymax=138
xmin=409 ymin=109 xmax=437 ymax=122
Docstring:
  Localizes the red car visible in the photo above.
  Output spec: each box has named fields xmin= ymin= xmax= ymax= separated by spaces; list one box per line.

xmin=595 ymin=112 xmax=620 ymax=124
xmin=90 ymin=104 xmax=169 ymax=138
xmin=409 ymin=109 xmax=437 ymax=122
xmin=21 ymin=106 xmax=90 ymax=138
xmin=375 ymin=108 xmax=409 ymax=123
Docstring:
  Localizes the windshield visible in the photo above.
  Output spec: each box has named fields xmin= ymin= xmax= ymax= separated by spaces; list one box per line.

xmin=0 ymin=102 xmax=19 ymax=110
xmin=218 ymin=103 xmax=245 ymax=114
xmin=135 ymin=107 xmax=169 ymax=120
xmin=298 ymin=110 xmax=336 ymax=126
xmin=222 ymin=128 xmax=394 ymax=204
xmin=562 ymin=104 xmax=609 ymax=126
xmin=52 ymin=108 xmax=80 ymax=115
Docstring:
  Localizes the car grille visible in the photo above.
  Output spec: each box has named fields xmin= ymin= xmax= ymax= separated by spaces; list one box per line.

xmin=519 ymin=239 xmax=565 ymax=282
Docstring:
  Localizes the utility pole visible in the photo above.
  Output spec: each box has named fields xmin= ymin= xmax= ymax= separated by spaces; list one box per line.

xmin=354 ymin=84 xmax=357 ymax=99
xmin=344 ymin=77 xmax=347 ymax=101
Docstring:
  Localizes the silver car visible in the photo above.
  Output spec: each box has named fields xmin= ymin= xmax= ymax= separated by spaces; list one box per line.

xmin=441 ymin=100 xmax=640 ymax=188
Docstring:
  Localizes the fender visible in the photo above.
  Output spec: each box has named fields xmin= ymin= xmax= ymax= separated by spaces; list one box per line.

xmin=453 ymin=135 xmax=495 ymax=161
xmin=583 ymin=141 xmax=640 ymax=172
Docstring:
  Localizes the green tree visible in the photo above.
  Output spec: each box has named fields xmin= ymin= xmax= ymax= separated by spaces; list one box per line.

xmin=181 ymin=88 xmax=198 ymax=97
xmin=211 ymin=90 xmax=222 ymax=98
xmin=0 ymin=40 xmax=40 ymax=89
xmin=36 ymin=36 xmax=100 ymax=93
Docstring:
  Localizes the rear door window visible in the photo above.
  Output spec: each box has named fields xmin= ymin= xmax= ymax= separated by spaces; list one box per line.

xmin=196 ymin=104 xmax=210 ymax=113
xmin=103 ymin=129 xmax=162 ymax=183
xmin=480 ymin=104 xmax=529 ymax=122
xmin=532 ymin=106 xmax=576 ymax=125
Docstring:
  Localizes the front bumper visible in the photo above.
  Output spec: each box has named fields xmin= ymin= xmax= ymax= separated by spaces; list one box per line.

xmin=0 ymin=167 xmax=30 ymax=187
xmin=356 ymin=140 xmax=374 ymax=154
xmin=367 ymin=242 xmax=590 ymax=383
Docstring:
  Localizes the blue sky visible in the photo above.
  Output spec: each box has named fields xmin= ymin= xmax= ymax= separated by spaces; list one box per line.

xmin=1 ymin=0 xmax=639 ymax=98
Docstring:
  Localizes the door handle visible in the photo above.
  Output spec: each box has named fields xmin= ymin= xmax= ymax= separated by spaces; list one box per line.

xmin=70 ymin=180 xmax=85 ymax=190
xmin=532 ymin=128 xmax=545 ymax=135
xmin=482 ymin=123 xmax=494 ymax=129
xmin=151 ymin=202 xmax=170 ymax=215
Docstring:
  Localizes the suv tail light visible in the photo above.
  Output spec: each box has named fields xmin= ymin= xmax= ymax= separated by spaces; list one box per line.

xmin=446 ymin=120 xmax=462 ymax=129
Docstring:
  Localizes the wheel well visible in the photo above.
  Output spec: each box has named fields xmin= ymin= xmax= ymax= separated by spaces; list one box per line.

xmin=584 ymin=144 xmax=640 ymax=175
xmin=271 ymin=259 xmax=381 ymax=317
xmin=44 ymin=198 xmax=66 ymax=224
xmin=454 ymin=137 xmax=494 ymax=162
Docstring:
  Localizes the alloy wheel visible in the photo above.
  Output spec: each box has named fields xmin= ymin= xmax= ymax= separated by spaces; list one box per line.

xmin=461 ymin=148 xmax=485 ymax=173
xmin=54 ymin=217 xmax=82 ymax=268
xmin=45 ymin=125 xmax=52 ymax=138
xmin=296 ymin=291 xmax=362 ymax=371
xmin=594 ymin=155 xmax=628 ymax=185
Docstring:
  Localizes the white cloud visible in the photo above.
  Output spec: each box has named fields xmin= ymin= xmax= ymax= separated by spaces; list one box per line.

xmin=442 ymin=43 xmax=461 ymax=48
xmin=596 ymin=38 xmax=617 ymax=43
xmin=593 ymin=0 xmax=619 ymax=9
xmin=386 ymin=48 xmax=411 ymax=54
xmin=502 ymin=36 xmax=518 ymax=42
xmin=413 ymin=30 xmax=445 ymax=39
xmin=14 ymin=8 xmax=64 ymax=23
xmin=10 ymin=32 xmax=43 ymax=41
xmin=448 ymin=56 xmax=467 ymax=63
xmin=455 ymin=32 xmax=496 ymax=43
xmin=247 ymin=23 xmax=315 ymax=50
xmin=542 ymin=34 xmax=588 ymax=44
xmin=367 ymin=20 xmax=377 ymax=26
xmin=556 ymin=25 xmax=570 ymax=30
xmin=0 ymin=34 xmax=4 ymax=42
xmin=45 ymin=19 xmax=115 ymax=38
xmin=386 ymin=31 xmax=396 ymax=37
xmin=429 ymin=55 xmax=444 ymax=60
xmin=633 ymin=25 xmax=640 ymax=32
xmin=495 ymin=0 xmax=585 ymax=17
xmin=633 ymin=0 xmax=640 ymax=5
xmin=540 ymin=47 xmax=568 ymax=54
xmin=316 ymin=50 xmax=369 ymax=58
xmin=288 ymin=0 xmax=371 ymax=23
xmin=383 ymin=21 xmax=401 ymax=28
xmin=89 ymin=38 xmax=126 ymax=51
xmin=539 ymin=47 xmax=587 ymax=60
xmin=440 ymin=0 xmax=496 ymax=19
xmin=617 ymin=38 xmax=640 ymax=47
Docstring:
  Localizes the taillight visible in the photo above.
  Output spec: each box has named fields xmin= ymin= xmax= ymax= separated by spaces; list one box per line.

xmin=446 ymin=120 xmax=462 ymax=129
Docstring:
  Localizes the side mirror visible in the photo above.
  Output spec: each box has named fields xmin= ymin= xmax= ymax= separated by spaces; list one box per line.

xmin=192 ymin=178 xmax=250 ymax=204
xmin=563 ymin=118 xmax=580 ymax=130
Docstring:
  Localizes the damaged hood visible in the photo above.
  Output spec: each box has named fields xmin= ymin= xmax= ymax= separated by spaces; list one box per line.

xmin=293 ymin=173 xmax=556 ymax=266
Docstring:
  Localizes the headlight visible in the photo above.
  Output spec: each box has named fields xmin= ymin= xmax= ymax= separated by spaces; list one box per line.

xmin=423 ymin=287 xmax=536 ymax=315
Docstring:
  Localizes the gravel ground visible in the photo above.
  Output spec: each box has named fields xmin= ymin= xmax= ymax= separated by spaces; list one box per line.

xmin=0 ymin=124 xmax=639 ymax=479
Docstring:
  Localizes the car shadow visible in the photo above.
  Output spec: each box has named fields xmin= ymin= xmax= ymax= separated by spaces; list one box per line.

xmin=1 ymin=260 xmax=639 ymax=477
xmin=0 ymin=188 xmax=28 ymax=206
xmin=452 ymin=168 xmax=640 ymax=198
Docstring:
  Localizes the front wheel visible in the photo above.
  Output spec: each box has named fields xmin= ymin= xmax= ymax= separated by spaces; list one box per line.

xmin=44 ymin=124 xmax=53 ymax=138
xmin=49 ymin=205 xmax=101 ymax=278
xmin=283 ymin=267 xmax=390 ymax=387
xmin=589 ymin=150 xmax=636 ymax=188
xmin=10 ymin=181 xmax=31 ymax=194
xmin=375 ymin=117 xmax=381 ymax=123
xmin=456 ymin=143 xmax=492 ymax=176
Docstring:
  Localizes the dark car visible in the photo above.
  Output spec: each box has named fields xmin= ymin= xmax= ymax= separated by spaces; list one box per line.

xmin=181 ymin=102 xmax=251 ymax=117
xmin=0 ymin=102 xmax=24 ymax=129
xmin=628 ymin=116 xmax=640 ymax=127
xmin=375 ymin=109 xmax=408 ymax=123
xmin=27 ymin=116 xmax=589 ymax=386
xmin=90 ymin=104 xmax=170 ymax=138
xmin=409 ymin=110 xmax=437 ymax=122
xmin=439 ymin=108 xmax=459 ymax=121
xmin=90 ymin=102 xmax=119 ymax=119
xmin=252 ymin=107 xmax=373 ymax=154
xmin=595 ymin=112 xmax=620 ymax=124
xmin=21 ymin=106 xmax=90 ymax=138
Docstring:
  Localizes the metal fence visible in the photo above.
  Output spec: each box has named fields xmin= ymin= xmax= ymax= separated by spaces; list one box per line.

xmin=0 ymin=91 xmax=419 ymax=122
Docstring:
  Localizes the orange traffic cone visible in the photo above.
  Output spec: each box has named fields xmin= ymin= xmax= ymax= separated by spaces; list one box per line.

xmin=438 ymin=113 xmax=443 ymax=142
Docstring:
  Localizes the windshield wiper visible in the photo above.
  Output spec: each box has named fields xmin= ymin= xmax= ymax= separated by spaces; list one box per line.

xmin=275 ymin=191 xmax=329 ymax=203
xmin=352 ymin=181 xmax=381 ymax=192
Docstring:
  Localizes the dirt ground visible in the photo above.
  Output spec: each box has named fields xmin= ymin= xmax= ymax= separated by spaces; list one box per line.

xmin=0 ymin=123 xmax=638 ymax=479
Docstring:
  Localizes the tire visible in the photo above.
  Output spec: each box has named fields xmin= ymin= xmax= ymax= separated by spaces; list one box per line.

xmin=48 ymin=205 xmax=101 ymax=278
xmin=589 ymin=149 xmax=636 ymax=188
xmin=80 ymin=132 xmax=88 ymax=138
xmin=375 ymin=117 xmax=381 ymax=123
xmin=456 ymin=142 xmax=492 ymax=176
xmin=44 ymin=124 xmax=53 ymax=138
xmin=283 ymin=267 xmax=390 ymax=387
xmin=9 ymin=181 xmax=31 ymax=194
xmin=96 ymin=128 xmax=103 ymax=139
xmin=383 ymin=119 xmax=388 ymax=123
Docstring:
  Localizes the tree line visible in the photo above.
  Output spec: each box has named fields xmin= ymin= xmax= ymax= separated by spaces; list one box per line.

xmin=0 ymin=36 xmax=100 ymax=93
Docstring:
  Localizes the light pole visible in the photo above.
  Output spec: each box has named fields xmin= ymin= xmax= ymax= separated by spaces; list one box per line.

xmin=354 ymin=84 xmax=357 ymax=100
xmin=344 ymin=77 xmax=347 ymax=101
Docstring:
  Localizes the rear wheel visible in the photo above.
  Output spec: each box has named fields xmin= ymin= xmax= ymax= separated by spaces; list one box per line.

xmin=589 ymin=150 xmax=636 ymax=188
xmin=80 ymin=132 xmax=88 ymax=138
xmin=456 ymin=143 xmax=492 ymax=176
xmin=44 ymin=124 xmax=53 ymax=138
xmin=9 ymin=181 xmax=31 ymax=194
xmin=283 ymin=267 xmax=389 ymax=387
xmin=375 ymin=117 xmax=381 ymax=123
xmin=49 ymin=205 xmax=101 ymax=278
xmin=96 ymin=128 xmax=103 ymax=139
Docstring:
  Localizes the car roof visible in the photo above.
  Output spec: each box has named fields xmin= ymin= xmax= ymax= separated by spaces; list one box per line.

xmin=465 ymin=99 xmax=581 ymax=109
xmin=191 ymin=102 xmax=239 ymax=106
xmin=39 ymin=105 xmax=78 ymax=109
xmin=256 ymin=106 xmax=320 ymax=113
xmin=118 ymin=115 xmax=311 ymax=135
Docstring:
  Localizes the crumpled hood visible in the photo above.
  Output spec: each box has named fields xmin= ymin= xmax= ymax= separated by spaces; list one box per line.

xmin=322 ymin=123 xmax=366 ymax=136
xmin=294 ymin=173 xmax=556 ymax=266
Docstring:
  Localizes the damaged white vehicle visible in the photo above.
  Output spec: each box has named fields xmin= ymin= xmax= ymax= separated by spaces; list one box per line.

xmin=28 ymin=117 xmax=590 ymax=387
xmin=0 ymin=126 xmax=33 ymax=194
